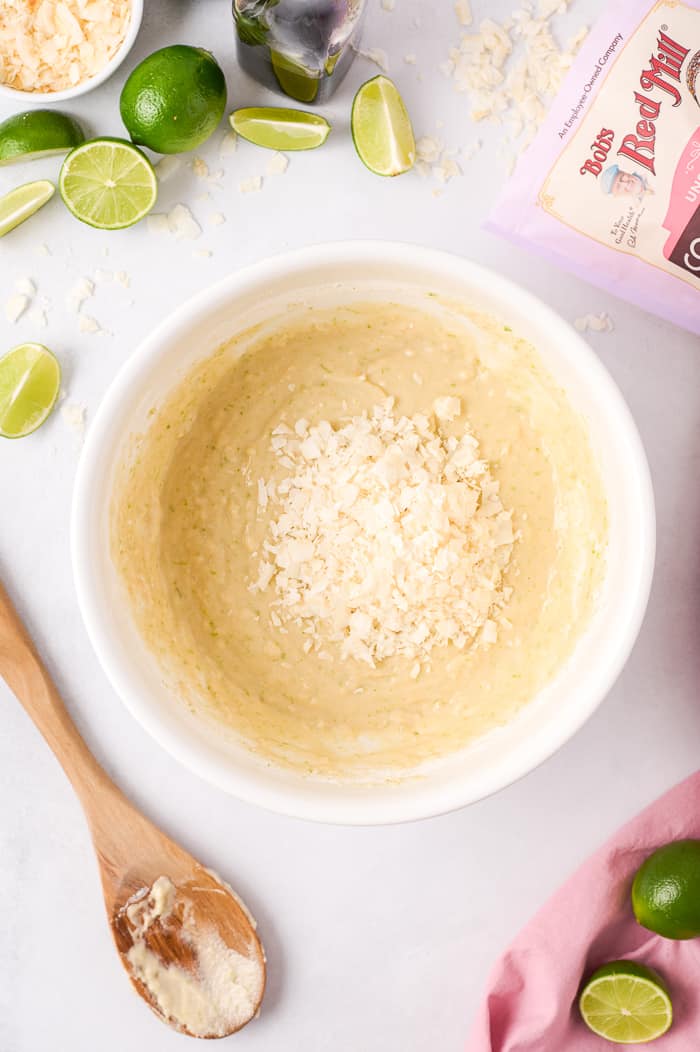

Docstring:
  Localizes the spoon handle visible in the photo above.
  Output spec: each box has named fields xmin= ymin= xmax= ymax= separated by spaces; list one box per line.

xmin=0 ymin=578 xmax=112 ymax=806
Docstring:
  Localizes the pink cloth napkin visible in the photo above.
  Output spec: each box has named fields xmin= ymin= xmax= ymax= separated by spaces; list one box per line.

xmin=467 ymin=771 xmax=700 ymax=1050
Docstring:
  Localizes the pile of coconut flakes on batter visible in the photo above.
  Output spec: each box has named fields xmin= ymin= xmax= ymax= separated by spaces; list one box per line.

xmin=249 ymin=397 xmax=515 ymax=672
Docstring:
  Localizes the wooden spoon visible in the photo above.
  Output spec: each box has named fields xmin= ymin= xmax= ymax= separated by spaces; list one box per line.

xmin=0 ymin=580 xmax=266 ymax=1038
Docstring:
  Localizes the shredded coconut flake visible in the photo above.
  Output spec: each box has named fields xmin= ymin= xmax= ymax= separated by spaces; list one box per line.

xmin=238 ymin=176 xmax=263 ymax=194
xmin=444 ymin=1 xmax=587 ymax=147
xmin=15 ymin=277 xmax=36 ymax=298
xmin=455 ymin=0 xmax=473 ymax=26
xmin=61 ymin=402 xmax=86 ymax=435
xmin=0 ymin=0 xmax=131 ymax=94
xmin=266 ymin=152 xmax=289 ymax=176
xmin=4 ymin=294 xmax=28 ymax=323
xmin=168 ymin=204 xmax=202 ymax=240
xmin=238 ymin=175 xmax=263 ymax=194
xmin=219 ymin=131 xmax=238 ymax=158
xmin=78 ymin=313 xmax=103 ymax=334
xmin=67 ymin=276 xmax=94 ymax=312
xmin=574 ymin=312 xmax=614 ymax=333
xmin=250 ymin=398 xmax=514 ymax=668
xmin=155 ymin=156 xmax=182 ymax=184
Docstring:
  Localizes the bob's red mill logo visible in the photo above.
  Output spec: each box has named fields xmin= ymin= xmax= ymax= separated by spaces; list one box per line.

xmin=580 ymin=28 xmax=691 ymax=180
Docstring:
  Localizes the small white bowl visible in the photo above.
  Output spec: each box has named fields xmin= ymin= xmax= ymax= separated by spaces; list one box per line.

xmin=0 ymin=0 xmax=143 ymax=105
xmin=72 ymin=242 xmax=655 ymax=826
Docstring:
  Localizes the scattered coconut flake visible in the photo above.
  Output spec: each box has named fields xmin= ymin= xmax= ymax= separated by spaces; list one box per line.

xmin=61 ymin=402 xmax=86 ymax=436
xmin=455 ymin=0 xmax=473 ymax=26
xmin=29 ymin=306 xmax=48 ymax=328
xmin=381 ymin=0 xmax=395 ymax=9
xmin=434 ymin=156 xmax=462 ymax=183
xmin=219 ymin=131 xmax=238 ymax=158
xmin=238 ymin=176 xmax=263 ymax=194
xmin=192 ymin=157 xmax=209 ymax=179
xmin=208 ymin=212 xmax=226 ymax=227
xmin=574 ymin=312 xmax=614 ymax=334
xmin=434 ymin=396 xmax=461 ymax=422
xmin=444 ymin=1 xmax=587 ymax=148
xmin=417 ymin=136 xmax=442 ymax=164
xmin=417 ymin=135 xmax=462 ymax=183
xmin=94 ymin=268 xmax=113 ymax=283
xmin=115 ymin=270 xmax=130 ymax=289
xmin=354 ymin=46 xmax=389 ymax=73
xmin=404 ymin=53 xmax=417 ymax=65
xmin=193 ymin=249 xmax=213 ymax=260
xmin=266 ymin=152 xmax=289 ymax=176
xmin=168 ymin=204 xmax=202 ymax=240
xmin=15 ymin=277 xmax=36 ymax=298
xmin=4 ymin=294 xmax=28 ymax=323
xmin=250 ymin=398 xmax=514 ymax=668
xmin=67 ymin=277 xmax=94 ymax=313
xmin=36 ymin=242 xmax=51 ymax=257
xmin=78 ymin=314 xmax=102 ymax=334
xmin=155 ymin=156 xmax=182 ymax=183
xmin=0 ymin=0 xmax=131 ymax=94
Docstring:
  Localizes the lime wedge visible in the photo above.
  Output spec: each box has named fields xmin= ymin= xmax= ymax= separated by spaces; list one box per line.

xmin=351 ymin=75 xmax=415 ymax=177
xmin=0 ymin=110 xmax=85 ymax=167
xmin=59 ymin=138 xmax=157 ymax=230
xmin=230 ymin=107 xmax=331 ymax=151
xmin=0 ymin=344 xmax=61 ymax=439
xmin=0 ymin=180 xmax=55 ymax=237
xmin=270 ymin=51 xmax=319 ymax=103
xmin=579 ymin=961 xmax=673 ymax=1044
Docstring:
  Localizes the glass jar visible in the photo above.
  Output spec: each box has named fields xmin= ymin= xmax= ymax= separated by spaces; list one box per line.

xmin=232 ymin=0 xmax=367 ymax=103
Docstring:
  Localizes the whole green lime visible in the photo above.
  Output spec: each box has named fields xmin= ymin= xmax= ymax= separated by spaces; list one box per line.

xmin=632 ymin=839 xmax=700 ymax=939
xmin=120 ymin=45 xmax=227 ymax=154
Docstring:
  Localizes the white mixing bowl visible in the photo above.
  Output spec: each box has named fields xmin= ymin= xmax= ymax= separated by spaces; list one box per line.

xmin=0 ymin=0 xmax=143 ymax=104
xmin=71 ymin=242 xmax=655 ymax=825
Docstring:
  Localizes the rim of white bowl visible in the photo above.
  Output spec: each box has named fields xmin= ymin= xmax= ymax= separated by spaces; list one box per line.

xmin=0 ymin=0 xmax=143 ymax=105
xmin=71 ymin=241 xmax=656 ymax=826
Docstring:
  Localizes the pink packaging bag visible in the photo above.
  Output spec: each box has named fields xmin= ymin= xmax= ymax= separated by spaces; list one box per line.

xmin=466 ymin=770 xmax=700 ymax=1050
xmin=488 ymin=0 xmax=700 ymax=335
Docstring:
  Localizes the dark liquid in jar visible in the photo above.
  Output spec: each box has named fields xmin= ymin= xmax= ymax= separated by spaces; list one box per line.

xmin=233 ymin=0 xmax=366 ymax=103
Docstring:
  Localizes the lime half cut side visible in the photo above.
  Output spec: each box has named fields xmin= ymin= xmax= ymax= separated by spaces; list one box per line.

xmin=579 ymin=961 xmax=673 ymax=1044
xmin=0 ymin=110 xmax=85 ymax=166
xmin=351 ymin=75 xmax=415 ymax=176
xmin=59 ymin=138 xmax=157 ymax=230
xmin=0 ymin=343 xmax=61 ymax=439
xmin=230 ymin=107 xmax=331 ymax=150
xmin=0 ymin=180 xmax=55 ymax=237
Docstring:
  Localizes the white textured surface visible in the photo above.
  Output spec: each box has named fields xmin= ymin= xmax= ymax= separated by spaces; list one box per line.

xmin=1 ymin=2 xmax=699 ymax=1050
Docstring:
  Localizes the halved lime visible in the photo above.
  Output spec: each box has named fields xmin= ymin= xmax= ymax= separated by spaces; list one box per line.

xmin=0 ymin=110 xmax=85 ymax=166
xmin=0 ymin=344 xmax=61 ymax=439
xmin=0 ymin=180 xmax=55 ymax=237
xmin=230 ymin=107 xmax=330 ymax=151
xmin=59 ymin=138 xmax=157 ymax=230
xmin=351 ymin=75 xmax=415 ymax=177
xmin=579 ymin=961 xmax=673 ymax=1044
